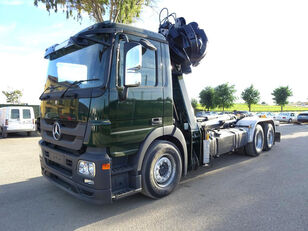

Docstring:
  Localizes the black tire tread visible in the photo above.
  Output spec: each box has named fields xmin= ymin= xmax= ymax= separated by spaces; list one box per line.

xmin=141 ymin=140 xmax=182 ymax=199
xmin=263 ymin=123 xmax=274 ymax=151
xmin=245 ymin=124 xmax=264 ymax=157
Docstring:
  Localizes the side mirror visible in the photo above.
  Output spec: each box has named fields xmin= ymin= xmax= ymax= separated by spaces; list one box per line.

xmin=125 ymin=43 xmax=142 ymax=87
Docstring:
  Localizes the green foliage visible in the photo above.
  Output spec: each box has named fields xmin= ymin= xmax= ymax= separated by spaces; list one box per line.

xmin=191 ymin=98 xmax=198 ymax=111
xmin=2 ymin=90 xmax=23 ymax=104
xmin=195 ymin=103 xmax=307 ymax=112
xmin=241 ymin=85 xmax=260 ymax=112
xmin=199 ymin=86 xmax=215 ymax=111
xmin=272 ymin=86 xmax=293 ymax=111
xmin=34 ymin=0 xmax=152 ymax=23
xmin=214 ymin=83 xmax=236 ymax=111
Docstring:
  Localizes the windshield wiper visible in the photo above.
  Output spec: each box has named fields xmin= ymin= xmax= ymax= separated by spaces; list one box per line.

xmin=60 ymin=79 xmax=100 ymax=98
xmin=39 ymin=85 xmax=61 ymax=100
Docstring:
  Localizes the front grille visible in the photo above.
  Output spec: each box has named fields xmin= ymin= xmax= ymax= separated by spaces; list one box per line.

xmin=46 ymin=131 xmax=75 ymax=142
xmin=40 ymin=118 xmax=87 ymax=151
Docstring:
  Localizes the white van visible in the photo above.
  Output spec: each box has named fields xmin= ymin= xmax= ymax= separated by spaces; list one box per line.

xmin=0 ymin=106 xmax=36 ymax=138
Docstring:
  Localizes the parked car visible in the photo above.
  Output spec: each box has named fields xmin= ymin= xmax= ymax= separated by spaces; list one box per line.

xmin=196 ymin=111 xmax=218 ymax=121
xmin=0 ymin=106 xmax=36 ymax=138
xmin=276 ymin=112 xmax=297 ymax=123
xmin=297 ymin=111 xmax=308 ymax=123
xmin=234 ymin=110 xmax=251 ymax=119
xmin=255 ymin=112 xmax=280 ymax=126
xmin=256 ymin=112 xmax=275 ymax=118
xmin=218 ymin=112 xmax=237 ymax=120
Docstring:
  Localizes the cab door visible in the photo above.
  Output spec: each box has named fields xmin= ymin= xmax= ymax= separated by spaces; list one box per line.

xmin=108 ymin=39 xmax=163 ymax=157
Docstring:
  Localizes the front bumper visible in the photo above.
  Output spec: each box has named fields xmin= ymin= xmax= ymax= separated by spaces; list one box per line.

xmin=39 ymin=140 xmax=112 ymax=204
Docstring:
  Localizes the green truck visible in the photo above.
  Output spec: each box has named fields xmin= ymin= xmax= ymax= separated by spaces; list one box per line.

xmin=38 ymin=13 xmax=280 ymax=204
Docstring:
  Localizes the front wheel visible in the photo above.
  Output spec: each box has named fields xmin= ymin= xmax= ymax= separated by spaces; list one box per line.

xmin=142 ymin=141 xmax=182 ymax=199
xmin=245 ymin=124 xmax=264 ymax=157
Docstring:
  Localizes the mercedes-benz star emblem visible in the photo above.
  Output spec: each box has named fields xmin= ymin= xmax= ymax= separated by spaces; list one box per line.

xmin=52 ymin=122 xmax=61 ymax=141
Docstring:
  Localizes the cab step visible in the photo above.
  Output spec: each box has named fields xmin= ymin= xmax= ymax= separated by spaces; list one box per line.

xmin=112 ymin=188 xmax=142 ymax=200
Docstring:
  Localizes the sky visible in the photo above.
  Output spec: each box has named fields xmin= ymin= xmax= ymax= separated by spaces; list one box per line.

xmin=0 ymin=0 xmax=308 ymax=105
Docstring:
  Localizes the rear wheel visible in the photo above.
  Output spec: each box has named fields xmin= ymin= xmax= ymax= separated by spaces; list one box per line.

xmin=142 ymin=140 xmax=182 ymax=199
xmin=245 ymin=124 xmax=264 ymax=157
xmin=288 ymin=118 xmax=292 ymax=123
xmin=263 ymin=123 xmax=274 ymax=151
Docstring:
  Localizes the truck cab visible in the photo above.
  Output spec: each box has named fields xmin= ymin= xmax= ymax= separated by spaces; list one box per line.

xmin=39 ymin=22 xmax=280 ymax=204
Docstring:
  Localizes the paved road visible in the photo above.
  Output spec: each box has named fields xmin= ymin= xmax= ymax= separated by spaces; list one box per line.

xmin=0 ymin=124 xmax=307 ymax=231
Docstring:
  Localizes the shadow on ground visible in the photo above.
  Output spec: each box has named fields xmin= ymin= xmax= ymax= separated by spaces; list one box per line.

xmin=0 ymin=131 xmax=40 ymax=139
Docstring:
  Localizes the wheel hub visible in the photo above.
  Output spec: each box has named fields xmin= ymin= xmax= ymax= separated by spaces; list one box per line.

xmin=153 ymin=156 xmax=175 ymax=187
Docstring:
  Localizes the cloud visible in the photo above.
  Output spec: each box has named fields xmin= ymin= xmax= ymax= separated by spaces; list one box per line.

xmin=0 ymin=0 xmax=23 ymax=6
xmin=0 ymin=23 xmax=16 ymax=34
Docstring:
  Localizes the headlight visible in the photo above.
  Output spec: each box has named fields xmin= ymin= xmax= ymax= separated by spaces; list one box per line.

xmin=78 ymin=160 xmax=96 ymax=177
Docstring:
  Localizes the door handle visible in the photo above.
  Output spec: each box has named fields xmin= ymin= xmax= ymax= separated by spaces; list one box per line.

xmin=152 ymin=117 xmax=162 ymax=125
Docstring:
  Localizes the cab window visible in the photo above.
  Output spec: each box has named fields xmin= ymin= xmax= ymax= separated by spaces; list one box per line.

xmin=118 ymin=40 xmax=157 ymax=87
xmin=11 ymin=109 xmax=20 ymax=119
xmin=140 ymin=48 xmax=156 ymax=86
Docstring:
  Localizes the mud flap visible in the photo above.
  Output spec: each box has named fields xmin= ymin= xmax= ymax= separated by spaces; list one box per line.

xmin=275 ymin=132 xmax=281 ymax=142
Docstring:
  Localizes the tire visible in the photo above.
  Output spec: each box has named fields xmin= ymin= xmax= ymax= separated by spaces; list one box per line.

xmin=288 ymin=118 xmax=292 ymax=123
xmin=245 ymin=124 xmax=264 ymax=157
xmin=263 ymin=123 xmax=274 ymax=151
xmin=142 ymin=140 xmax=182 ymax=199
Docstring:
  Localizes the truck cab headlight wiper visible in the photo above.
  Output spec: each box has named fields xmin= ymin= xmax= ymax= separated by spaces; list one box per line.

xmin=60 ymin=78 xmax=100 ymax=98
xmin=39 ymin=85 xmax=61 ymax=100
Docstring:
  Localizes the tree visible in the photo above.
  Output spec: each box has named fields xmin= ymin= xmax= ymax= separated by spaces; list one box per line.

xmin=272 ymin=86 xmax=293 ymax=112
xmin=34 ymin=0 xmax=153 ymax=23
xmin=214 ymin=83 xmax=236 ymax=112
xmin=241 ymin=85 xmax=260 ymax=112
xmin=199 ymin=87 xmax=215 ymax=111
xmin=2 ymin=90 xmax=23 ymax=104
xmin=191 ymin=98 xmax=198 ymax=112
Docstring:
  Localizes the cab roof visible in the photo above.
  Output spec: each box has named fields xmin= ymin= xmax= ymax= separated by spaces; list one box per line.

xmin=44 ymin=22 xmax=167 ymax=58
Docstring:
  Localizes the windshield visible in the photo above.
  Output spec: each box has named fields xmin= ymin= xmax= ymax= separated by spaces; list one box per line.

xmin=44 ymin=43 xmax=110 ymax=93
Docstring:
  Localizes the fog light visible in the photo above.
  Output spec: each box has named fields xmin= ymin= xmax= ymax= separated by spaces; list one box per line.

xmin=84 ymin=179 xmax=94 ymax=185
xmin=78 ymin=160 xmax=96 ymax=177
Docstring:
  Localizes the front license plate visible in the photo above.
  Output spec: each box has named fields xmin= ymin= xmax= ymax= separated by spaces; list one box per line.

xmin=49 ymin=152 xmax=64 ymax=165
